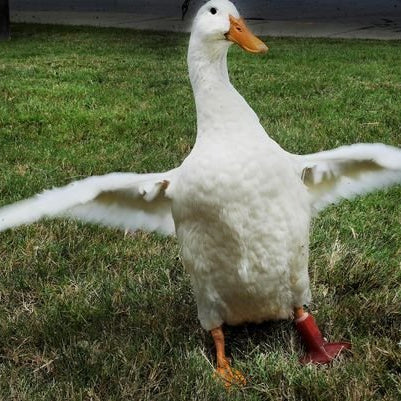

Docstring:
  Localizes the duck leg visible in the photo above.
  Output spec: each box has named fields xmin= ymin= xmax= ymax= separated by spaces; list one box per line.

xmin=294 ymin=307 xmax=351 ymax=364
xmin=210 ymin=326 xmax=246 ymax=387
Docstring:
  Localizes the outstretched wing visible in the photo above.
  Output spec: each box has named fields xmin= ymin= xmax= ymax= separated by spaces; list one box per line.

xmin=294 ymin=143 xmax=401 ymax=213
xmin=0 ymin=169 xmax=177 ymax=235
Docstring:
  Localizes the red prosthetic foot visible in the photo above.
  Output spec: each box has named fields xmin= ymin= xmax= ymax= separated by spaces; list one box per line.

xmin=295 ymin=313 xmax=351 ymax=365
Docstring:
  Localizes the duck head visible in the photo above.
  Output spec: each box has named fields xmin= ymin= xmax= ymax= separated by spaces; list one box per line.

xmin=190 ymin=0 xmax=268 ymax=55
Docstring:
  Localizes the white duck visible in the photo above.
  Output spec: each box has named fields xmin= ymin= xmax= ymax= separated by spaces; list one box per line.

xmin=2 ymin=0 xmax=401 ymax=386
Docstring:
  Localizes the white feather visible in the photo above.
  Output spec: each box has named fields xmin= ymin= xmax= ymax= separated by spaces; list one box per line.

xmin=0 ymin=170 xmax=177 ymax=235
xmin=294 ymin=143 xmax=401 ymax=213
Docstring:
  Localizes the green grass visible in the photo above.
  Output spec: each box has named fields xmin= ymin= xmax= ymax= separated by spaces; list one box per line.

xmin=1 ymin=23 xmax=401 ymax=400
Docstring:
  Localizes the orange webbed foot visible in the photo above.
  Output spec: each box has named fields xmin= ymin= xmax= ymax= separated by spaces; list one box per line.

xmin=213 ymin=359 xmax=246 ymax=388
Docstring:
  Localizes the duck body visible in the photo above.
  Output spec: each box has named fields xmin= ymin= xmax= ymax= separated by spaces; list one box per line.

xmin=170 ymin=22 xmax=311 ymax=329
xmin=172 ymin=135 xmax=311 ymax=330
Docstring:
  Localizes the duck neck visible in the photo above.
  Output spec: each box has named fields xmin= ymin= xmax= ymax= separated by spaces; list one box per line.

xmin=188 ymin=37 xmax=231 ymax=90
xmin=188 ymin=37 xmax=259 ymax=140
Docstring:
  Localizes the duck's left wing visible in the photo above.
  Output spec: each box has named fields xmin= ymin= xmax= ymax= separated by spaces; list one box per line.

xmin=0 ymin=169 xmax=177 ymax=235
xmin=294 ymin=143 xmax=401 ymax=213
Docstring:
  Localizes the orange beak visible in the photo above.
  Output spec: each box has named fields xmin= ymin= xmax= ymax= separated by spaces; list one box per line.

xmin=225 ymin=15 xmax=268 ymax=54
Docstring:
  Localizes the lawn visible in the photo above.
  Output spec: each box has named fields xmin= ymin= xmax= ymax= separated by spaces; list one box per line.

xmin=1 ymin=23 xmax=401 ymax=401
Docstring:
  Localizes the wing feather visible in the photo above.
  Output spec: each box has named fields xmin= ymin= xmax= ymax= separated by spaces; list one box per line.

xmin=294 ymin=143 xmax=401 ymax=213
xmin=0 ymin=170 xmax=177 ymax=235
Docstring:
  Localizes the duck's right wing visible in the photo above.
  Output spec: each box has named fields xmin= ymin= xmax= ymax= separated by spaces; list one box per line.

xmin=0 ymin=169 xmax=178 ymax=235
xmin=294 ymin=143 xmax=401 ymax=213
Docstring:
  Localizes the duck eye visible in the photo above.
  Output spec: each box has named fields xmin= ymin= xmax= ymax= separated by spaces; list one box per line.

xmin=210 ymin=7 xmax=217 ymax=15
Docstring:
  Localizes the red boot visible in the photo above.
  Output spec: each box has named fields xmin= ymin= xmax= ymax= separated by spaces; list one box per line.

xmin=295 ymin=313 xmax=351 ymax=364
